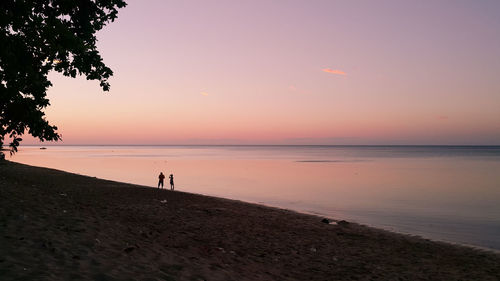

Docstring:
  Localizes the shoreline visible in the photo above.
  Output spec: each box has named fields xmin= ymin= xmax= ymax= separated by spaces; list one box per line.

xmin=11 ymin=149 xmax=500 ymax=254
xmin=237 ymin=200 xmax=500 ymax=255
xmin=1 ymin=160 xmax=500 ymax=280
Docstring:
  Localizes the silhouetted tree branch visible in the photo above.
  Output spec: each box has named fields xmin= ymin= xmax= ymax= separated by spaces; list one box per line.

xmin=0 ymin=0 xmax=126 ymax=155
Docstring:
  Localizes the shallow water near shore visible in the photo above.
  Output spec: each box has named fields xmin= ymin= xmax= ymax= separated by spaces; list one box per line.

xmin=10 ymin=145 xmax=500 ymax=251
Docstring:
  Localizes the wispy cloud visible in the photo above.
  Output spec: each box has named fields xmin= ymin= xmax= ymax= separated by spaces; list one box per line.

xmin=288 ymin=85 xmax=309 ymax=95
xmin=322 ymin=68 xmax=346 ymax=75
xmin=200 ymin=92 xmax=209 ymax=96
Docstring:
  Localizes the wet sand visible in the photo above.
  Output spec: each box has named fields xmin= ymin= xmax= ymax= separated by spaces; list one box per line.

xmin=1 ymin=160 xmax=499 ymax=280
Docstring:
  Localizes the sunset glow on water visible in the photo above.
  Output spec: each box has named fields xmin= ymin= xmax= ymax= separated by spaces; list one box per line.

xmin=11 ymin=145 xmax=500 ymax=251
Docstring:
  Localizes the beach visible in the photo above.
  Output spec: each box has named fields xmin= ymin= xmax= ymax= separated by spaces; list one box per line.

xmin=1 ymin=160 xmax=499 ymax=281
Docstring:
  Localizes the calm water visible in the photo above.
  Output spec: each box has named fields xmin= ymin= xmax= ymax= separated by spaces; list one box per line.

xmin=9 ymin=145 xmax=500 ymax=251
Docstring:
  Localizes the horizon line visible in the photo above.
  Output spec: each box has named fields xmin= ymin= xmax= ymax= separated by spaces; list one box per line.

xmin=18 ymin=144 xmax=500 ymax=147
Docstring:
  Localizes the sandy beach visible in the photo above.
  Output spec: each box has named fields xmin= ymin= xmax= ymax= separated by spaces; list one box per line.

xmin=1 ymin=160 xmax=499 ymax=281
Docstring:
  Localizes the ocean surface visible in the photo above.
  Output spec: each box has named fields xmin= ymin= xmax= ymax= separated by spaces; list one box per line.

xmin=9 ymin=145 xmax=500 ymax=251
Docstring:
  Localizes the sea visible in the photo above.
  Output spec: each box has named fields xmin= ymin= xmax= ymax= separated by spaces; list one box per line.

xmin=9 ymin=145 xmax=500 ymax=251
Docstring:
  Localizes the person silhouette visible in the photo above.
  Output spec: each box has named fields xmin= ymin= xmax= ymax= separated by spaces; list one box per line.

xmin=158 ymin=172 xmax=165 ymax=189
xmin=169 ymin=174 xmax=174 ymax=190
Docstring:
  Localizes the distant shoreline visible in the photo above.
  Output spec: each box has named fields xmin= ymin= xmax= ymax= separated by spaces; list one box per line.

xmin=1 ymin=160 xmax=499 ymax=280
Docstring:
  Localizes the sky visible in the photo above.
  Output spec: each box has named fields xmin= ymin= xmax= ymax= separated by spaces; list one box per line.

xmin=26 ymin=0 xmax=500 ymax=145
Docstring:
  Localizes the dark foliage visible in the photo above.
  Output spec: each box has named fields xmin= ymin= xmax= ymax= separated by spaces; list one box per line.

xmin=0 ymin=0 xmax=126 ymax=154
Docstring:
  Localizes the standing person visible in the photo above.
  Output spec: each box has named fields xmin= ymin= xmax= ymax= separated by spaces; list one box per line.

xmin=158 ymin=172 xmax=165 ymax=189
xmin=169 ymin=174 xmax=174 ymax=190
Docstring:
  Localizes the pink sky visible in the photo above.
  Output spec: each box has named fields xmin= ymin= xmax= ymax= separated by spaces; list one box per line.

xmin=26 ymin=0 xmax=500 ymax=145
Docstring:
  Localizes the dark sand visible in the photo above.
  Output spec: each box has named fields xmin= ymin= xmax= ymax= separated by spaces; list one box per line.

xmin=1 ymin=160 xmax=499 ymax=280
